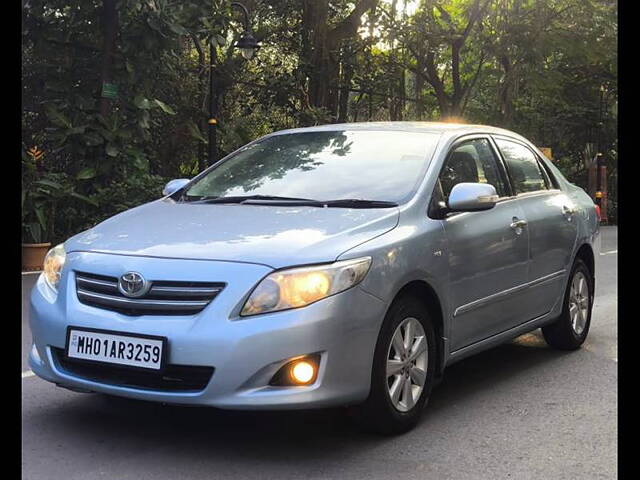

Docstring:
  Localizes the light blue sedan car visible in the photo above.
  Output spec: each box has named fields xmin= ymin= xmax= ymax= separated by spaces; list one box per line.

xmin=29 ymin=122 xmax=600 ymax=434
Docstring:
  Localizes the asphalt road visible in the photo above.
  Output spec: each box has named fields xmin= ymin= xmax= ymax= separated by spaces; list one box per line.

xmin=21 ymin=227 xmax=618 ymax=480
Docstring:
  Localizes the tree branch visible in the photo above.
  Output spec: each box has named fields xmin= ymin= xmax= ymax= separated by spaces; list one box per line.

xmin=462 ymin=49 xmax=486 ymax=112
xmin=330 ymin=0 xmax=379 ymax=42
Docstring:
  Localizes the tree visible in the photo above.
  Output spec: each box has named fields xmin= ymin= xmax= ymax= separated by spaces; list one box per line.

xmin=300 ymin=0 xmax=379 ymax=120
xmin=400 ymin=0 xmax=492 ymax=118
xmin=22 ymin=0 xmax=619 ymax=242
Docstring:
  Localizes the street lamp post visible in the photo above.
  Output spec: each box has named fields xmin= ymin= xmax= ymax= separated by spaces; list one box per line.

xmin=207 ymin=2 xmax=260 ymax=167
xmin=594 ymin=82 xmax=612 ymax=223
xmin=231 ymin=2 xmax=260 ymax=60
xmin=595 ymin=84 xmax=606 ymax=209
xmin=208 ymin=40 xmax=219 ymax=168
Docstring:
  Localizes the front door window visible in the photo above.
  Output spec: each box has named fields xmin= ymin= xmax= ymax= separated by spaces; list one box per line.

xmin=439 ymin=138 xmax=508 ymax=202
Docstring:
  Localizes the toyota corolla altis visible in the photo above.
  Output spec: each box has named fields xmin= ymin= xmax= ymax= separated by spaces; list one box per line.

xmin=29 ymin=122 xmax=600 ymax=434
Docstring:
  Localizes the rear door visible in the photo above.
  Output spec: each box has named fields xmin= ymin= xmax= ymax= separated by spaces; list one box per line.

xmin=493 ymin=136 xmax=578 ymax=318
xmin=433 ymin=136 xmax=530 ymax=351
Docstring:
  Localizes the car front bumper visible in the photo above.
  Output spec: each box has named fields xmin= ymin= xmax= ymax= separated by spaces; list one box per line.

xmin=28 ymin=252 xmax=387 ymax=409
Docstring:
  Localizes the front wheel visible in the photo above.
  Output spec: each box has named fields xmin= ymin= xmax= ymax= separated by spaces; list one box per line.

xmin=542 ymin=258 xmax=594 ymax=350
xmin=350 ymin=295 xmax=437 ymax=435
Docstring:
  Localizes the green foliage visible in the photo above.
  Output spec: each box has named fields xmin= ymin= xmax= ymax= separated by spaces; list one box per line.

xmin=22 ymin=149 xmax=98 ymax=243
xmin=22 ymin=0 xmax=618 ymax=245
xmin=80 ymin=173 xmax=170 ymax=229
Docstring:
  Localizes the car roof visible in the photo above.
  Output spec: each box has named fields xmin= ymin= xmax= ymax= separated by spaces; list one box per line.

xmin=268 ymin=121 xmax=527 ymax=140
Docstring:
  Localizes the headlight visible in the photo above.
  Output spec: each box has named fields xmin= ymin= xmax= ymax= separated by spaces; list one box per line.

xmin=43 ymin=244 xmax=66 ymax=291
xmin=241 ymin=257 xmax=372 ymax=316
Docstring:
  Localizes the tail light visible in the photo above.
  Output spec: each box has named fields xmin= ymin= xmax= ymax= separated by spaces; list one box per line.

xmin=594 ymin=204 xmax=601 ymax=222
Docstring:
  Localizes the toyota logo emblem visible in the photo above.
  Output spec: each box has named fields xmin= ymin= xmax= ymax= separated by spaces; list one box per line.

xmin=118 ymin=272 xmax=149 ymax=298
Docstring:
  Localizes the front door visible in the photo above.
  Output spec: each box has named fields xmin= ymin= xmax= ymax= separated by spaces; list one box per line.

xmin=434 ymin=137 xmax=530 ymax=351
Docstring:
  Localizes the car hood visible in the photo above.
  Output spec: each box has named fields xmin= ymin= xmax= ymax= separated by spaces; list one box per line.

xmin=65 ymin=199 xmax=399 ymax=269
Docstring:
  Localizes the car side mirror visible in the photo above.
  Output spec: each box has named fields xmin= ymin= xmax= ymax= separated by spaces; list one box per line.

xmin=162 ymin=178 xmax=190 ymax=197
xmin=448 ymin=182 xmax=499 ymax=212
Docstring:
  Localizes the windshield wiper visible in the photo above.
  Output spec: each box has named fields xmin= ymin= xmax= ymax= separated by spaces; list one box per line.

xmin=239 ymin=197 xmax=398 ymax=208
xmin=322 ymin=199 xmax=398 ymax=208
xmin=184 ymin=195 xmax=398 ymax=208
xmin=184 ymin=195 xmax=321 ymax=205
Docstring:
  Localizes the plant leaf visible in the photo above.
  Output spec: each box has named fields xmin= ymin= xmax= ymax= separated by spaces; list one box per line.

xmin=106 ymin=144 xmax=119 ymax=157
xmin=84 ymin=132 xmax=104 ymax=146
xmin=34 ymin=207 xmax=47 ymax=231
xmin=70 ymin=192 xmax=98 ymax=206
xmin=168 ymin=22 xmax=188 ymax=35
xmin=27 ymin=222 xmax=42 ymax=243
xmin=153 ymin=99 xmax=176 ymax=115
xmin=187 ymin=121 xmax=207 ymax=143
xmin=139 ymin=111 xmax=150 ymax=129
xmin=76 ymin=167 xmax=97 ymax=180
xmin=44 ymin=104 xmax=72 ymax=129
xmin=134 ymin=95 xmax=151 ymax=110
xmin=34 ymin=179 xmax=63 ymax=190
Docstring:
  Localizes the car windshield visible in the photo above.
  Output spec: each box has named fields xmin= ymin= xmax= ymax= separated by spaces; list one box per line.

xmin=182 ymin=130 xmax=441 ymax=204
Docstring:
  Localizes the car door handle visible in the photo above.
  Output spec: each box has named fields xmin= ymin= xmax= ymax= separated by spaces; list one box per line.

xmin=510 ymin=219 xmax=528 ymax=229
xmin=562 ymin=205 xmax=576 ymax=216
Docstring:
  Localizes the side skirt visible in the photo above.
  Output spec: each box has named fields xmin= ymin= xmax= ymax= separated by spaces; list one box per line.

xmin=443 ymin=311 xmax=557 ymax=368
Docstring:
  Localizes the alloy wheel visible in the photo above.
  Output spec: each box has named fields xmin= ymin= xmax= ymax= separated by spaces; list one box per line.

xmin=386 ymin=317 xmax=428 ymax=412
xmin=569 ymin=271 xmax=590 ymax=335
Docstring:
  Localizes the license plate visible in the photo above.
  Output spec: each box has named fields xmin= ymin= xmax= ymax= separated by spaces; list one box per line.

xmin=66 ymin=327 xmax=166 ymax=371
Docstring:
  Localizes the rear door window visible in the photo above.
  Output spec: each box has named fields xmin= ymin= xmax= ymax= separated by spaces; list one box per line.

xmin=494 ymin=138 xmax=549 ymax=194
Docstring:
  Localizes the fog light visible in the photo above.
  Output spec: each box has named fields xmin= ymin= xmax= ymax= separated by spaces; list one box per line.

xmin=269 ymin=354 xmax=320 ymax=386
xmin=291 ymin=361 xmax=315 ymax=384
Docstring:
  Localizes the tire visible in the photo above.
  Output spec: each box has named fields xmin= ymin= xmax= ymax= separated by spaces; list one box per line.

xmin=542 ymin=258 xmax=594 ymax=350
xmin=350 ymin=295 xmax=437 ymax=435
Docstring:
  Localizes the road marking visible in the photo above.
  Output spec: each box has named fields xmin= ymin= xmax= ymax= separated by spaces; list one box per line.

xmin=600 ymin=250 xmax=617 ymax=256
xmin=22 ymin=271 xmax=42 ymax=276
xmin=22 ymin=370 xmax=35 ymax=379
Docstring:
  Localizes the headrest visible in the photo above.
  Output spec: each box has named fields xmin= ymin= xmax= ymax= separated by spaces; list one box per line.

xmin=448 ymin=151 xmax=479 ymax=183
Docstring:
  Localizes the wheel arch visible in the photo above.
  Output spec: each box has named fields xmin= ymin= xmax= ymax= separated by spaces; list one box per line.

xmin=392 ymin=280 xmax=446 ymax=376
xmin=574 ymin=243 xmax=595 ymax=283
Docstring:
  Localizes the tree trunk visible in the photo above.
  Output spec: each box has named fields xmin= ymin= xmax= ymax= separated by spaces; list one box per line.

xmin=190 ymin=33 xmax=207 ymax=172
xmin=415 ymin=52 xmax=425 ymax=119
xmin=498 ymin=55 xmax=515 ymax=125
xmin=411 ymin=0 xmax=489 ymax=120
xmin=397 ymin=68 xmax=405 ymax=120
xmin=303 ymin=0 xmax=331 ymax=112
xmin=302 ymin=0 xmax=378 ymax=119
xmin=98 ymin=0 xmax=118 ymax=117
xmin=337 ymin=55 xmax=354 ymax=123
xmin=388 ymin=0 xmax=399 ymax=120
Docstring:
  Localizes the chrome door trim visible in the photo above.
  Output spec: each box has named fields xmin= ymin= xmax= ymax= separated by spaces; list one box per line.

xmin=514 ymin=189 xmax=563 ymax=200
xmin=453 ymin=269 xmax=566 ymax=317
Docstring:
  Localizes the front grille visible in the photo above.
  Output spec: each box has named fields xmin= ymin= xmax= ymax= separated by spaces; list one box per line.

xmin=75 ymin=272 xmax=224 ymax=316
xmin=52 ymin=348 xmax=214 ymax=392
